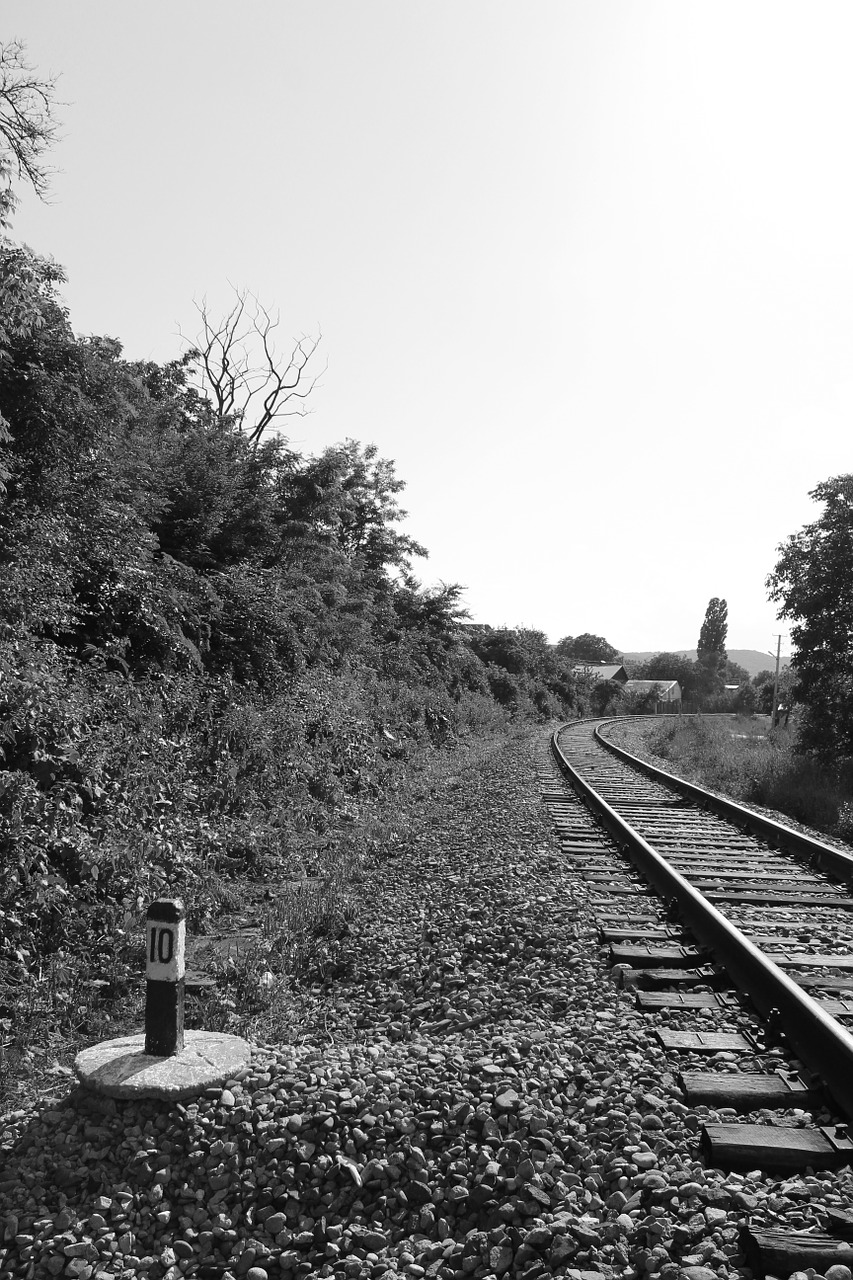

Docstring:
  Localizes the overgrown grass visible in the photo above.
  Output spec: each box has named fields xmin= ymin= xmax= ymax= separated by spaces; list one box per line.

xmin=640 ymin=715 xmax=853 ymax=840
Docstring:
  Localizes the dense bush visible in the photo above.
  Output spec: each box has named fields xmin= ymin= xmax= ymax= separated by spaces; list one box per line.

xmin=466 ymin=626 xmax=579 ymax=718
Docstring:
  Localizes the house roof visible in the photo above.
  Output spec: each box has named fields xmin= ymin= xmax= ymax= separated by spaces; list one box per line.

xmin=572 ymin=663 xmax=627 ymax=682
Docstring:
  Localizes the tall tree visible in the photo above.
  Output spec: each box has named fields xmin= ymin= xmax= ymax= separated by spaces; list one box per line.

xmin=767 ymin=474 xmax=853 ymax=756
xmin=695 ymin=597 xmax=728 ymax=703
xmin=697 ymin=598 xmax=728 ymax=660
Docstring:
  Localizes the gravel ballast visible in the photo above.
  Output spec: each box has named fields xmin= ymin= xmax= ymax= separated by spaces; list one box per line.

xmin=3 ymin=727 xmax=853 ymax=1280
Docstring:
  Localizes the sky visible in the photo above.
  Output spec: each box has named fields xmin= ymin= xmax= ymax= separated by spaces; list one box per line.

xmin=5 ymin=2 xmax=853 ymax=656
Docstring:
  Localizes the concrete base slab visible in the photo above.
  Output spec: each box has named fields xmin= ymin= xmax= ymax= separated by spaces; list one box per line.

xmin=74 ymin=1029 xmax=251 ymax=1100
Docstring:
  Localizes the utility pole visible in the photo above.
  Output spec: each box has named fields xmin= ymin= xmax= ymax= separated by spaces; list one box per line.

xmin=770 ymin=635 xmax=782 ymax=729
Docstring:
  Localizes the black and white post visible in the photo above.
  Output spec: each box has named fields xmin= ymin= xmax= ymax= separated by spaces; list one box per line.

xmin=144 ymin=898 xmax=186 ymax=1057
xmin=75 ymin=893 xmax=251 ymax=1098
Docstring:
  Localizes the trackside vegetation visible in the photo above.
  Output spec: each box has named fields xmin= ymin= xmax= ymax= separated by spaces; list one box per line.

xmin=0 ymin=42 xmax=610 ymax=1098
xmin=0 ymin=235 xmax=607 ymax=1098
xmin=768 ymin=474 xmax=853 ymax=759
xmin=620 ymin=716 xmax=853 ymax=846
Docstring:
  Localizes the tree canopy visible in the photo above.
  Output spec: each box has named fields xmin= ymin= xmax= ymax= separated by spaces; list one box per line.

xmin=635 ymin=651 xmax=698 ymax=696
xmin=555 ymin=633 xmax=620 ymax=664
xmin=725 ymin=658 xmax=750 ymax=686
xmin=767 ymin=474 xmax=853 ymax=756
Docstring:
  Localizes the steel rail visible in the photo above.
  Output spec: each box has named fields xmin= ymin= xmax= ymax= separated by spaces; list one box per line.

xmin=551 ymin=721 xmax=853 ymax=1125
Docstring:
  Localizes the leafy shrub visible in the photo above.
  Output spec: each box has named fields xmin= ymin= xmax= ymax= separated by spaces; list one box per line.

xmin=837 ymin=803 xmax=853 ymax=844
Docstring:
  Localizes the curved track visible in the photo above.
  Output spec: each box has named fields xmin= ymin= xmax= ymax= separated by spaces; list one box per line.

xmin=550 ymin=718 xmax=853 ymax=1139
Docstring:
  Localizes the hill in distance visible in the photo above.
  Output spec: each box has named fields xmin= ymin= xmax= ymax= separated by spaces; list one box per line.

xmin=622 ymin=649 xmax=789 ymax=680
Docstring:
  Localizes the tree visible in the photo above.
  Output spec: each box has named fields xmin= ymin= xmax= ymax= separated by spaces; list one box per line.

xmin=0 ymin=40 xmax=60 ymax=226
xmin=0 ymin=238 xmax=65 ymax=350
xmin=0 ymin=240 xmax=65 ymax=495
xmin=555 ymin=633 xmax=620 ymax=664
xmin=589 ymin=681 xmax=616 ymax=715
xmin=0 ymin=41 xmax=64 ymax=491
xmin=382 ymin=581 xmax=475 ymax=690
xmin=467 ymin=626 xmax=579 ymax=718
xmin=725 ymin=659 xmax=750 ymax=686
xmin=636 ymin=651 xmax=700 ymax=699
xmin=185 ymin=290 xmax=323 ymax=446
xmin=752 ymin=666 xmax=794 ymax=717
xmin=279 ymin=441 xmax=426 ymax=577
xmin=149 ymin=405 xmax=292 ymax=571
xmin=697 ymin=597 xmax=728 ymax=660
xmin=695 ymin=597 xmax=728 ymax=702
xmin=767 ymin=474 xmax=853 ymax=755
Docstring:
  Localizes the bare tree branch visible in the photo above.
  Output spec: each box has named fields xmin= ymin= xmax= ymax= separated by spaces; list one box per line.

xmin=182 ymin=288 xmax=324 ymax=446
xmin=0 ymin=39 xmax=61 ymax=220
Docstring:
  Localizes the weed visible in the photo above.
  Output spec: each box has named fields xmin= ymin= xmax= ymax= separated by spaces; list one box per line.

xmin=642 ymin=715 xmax=853 ymax=842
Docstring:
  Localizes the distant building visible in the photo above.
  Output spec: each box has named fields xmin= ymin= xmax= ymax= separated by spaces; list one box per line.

xmin=572 ymin=662 xmax=629 ymax=684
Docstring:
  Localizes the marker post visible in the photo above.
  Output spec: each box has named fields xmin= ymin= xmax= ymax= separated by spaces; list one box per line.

xmin=144 ymin=898 xmax=186 ymax=1056
xmin=75 ymin=893 xmax=250 ymax=1099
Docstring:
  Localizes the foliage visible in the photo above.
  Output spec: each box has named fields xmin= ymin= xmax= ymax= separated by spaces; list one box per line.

xmin=639 ymin=714 xmax=853 ymax=840
xmin=634 ymin=652 xmax=698 ymax=698
xmin=555 ymin=633 xmax=620 ymax=664
xmin=0 ymin=239 xmax=67 ymax=498
xmin=725 ymin=658 xmax=749 ymax=686
xmin=620 ymin=683 xmax=665 ymax=715
xmin=0 ymin=238 xmax=65 ymax=350
xmin=752 ymin=666 xmax=795 ymax=716
xmin=586 ymin=680 xmax=665 ymax=717
xmin=694 ymin=597 xmax=728 ymax=703
xmin=730 ymin=682 xmax=757 ymax=714
xmin=466 ymin=627 xmax=579 ymax=719
xmin=752 ymin=669 xmax=774 ymax=713
xmin=0 ymin=38 xmax=65 ymax=502
xmin=589 ymin=679 xmax=629 ymax=716
xmin=629 ymin=646 xmax=750 ymax=712
xmin=767 ymin=474 xmax=853 ymax=758
xmin=697 ymin=597 xmax=728 ymax=659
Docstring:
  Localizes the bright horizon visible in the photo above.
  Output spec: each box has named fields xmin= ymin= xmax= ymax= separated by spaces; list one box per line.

xmin=5 ymin=2 xmax=848 ymax=655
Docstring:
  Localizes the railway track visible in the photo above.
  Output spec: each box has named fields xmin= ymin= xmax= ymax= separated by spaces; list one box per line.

xmin=546 ymin=717 xmax=853 ymax=1276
